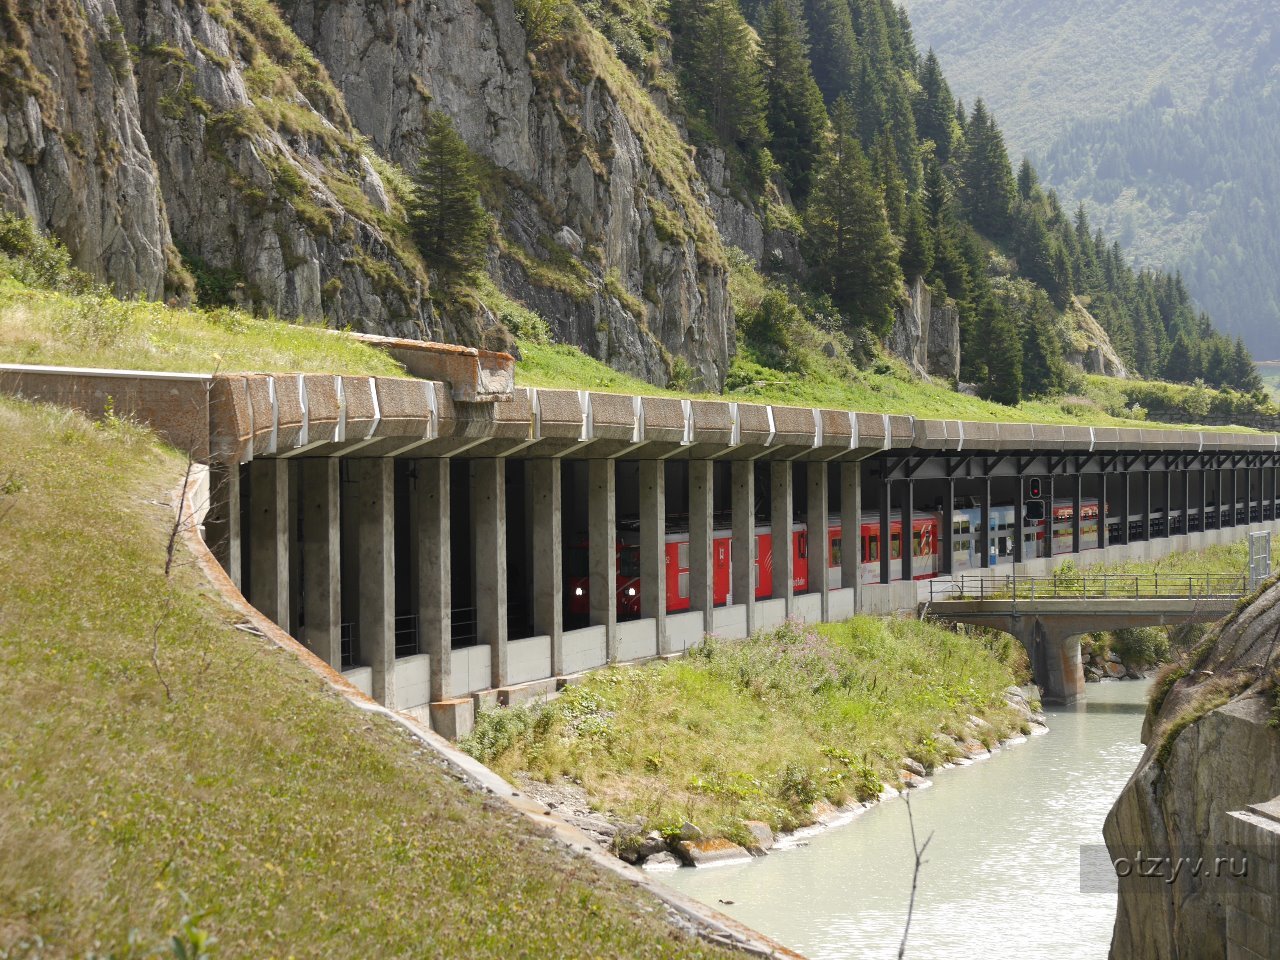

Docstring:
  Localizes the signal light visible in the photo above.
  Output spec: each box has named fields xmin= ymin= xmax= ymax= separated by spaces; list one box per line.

xmin=1028 ymin=477 xmax=1043 ymax=499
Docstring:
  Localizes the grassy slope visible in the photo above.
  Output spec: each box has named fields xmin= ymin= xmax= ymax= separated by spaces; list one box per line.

xmin=464 ymin=618 xmax=1027 ymax=845
xmin=0 ymin=397 xmax=731 ymax=959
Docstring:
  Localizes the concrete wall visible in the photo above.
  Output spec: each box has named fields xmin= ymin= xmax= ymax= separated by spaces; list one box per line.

xmin=1226 ymin=800 xmax=1280 ymax=960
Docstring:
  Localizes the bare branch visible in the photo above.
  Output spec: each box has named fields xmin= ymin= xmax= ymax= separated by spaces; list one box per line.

xmin=898 ymin=791 xmax=933 ymax=960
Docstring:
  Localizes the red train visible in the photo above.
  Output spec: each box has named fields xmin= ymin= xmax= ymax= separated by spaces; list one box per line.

xmin=566 ymin=512 xmax=945 ymax=618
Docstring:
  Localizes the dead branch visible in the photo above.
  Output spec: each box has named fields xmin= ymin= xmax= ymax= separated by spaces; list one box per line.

xmin=898 ymin=791 xmax=933 ymax=960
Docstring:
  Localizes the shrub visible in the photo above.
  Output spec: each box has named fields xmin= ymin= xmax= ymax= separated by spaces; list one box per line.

xmin=0 ymin=213 xmax=99 ymax=295
xmin=1110 ymin=627 xmax=1170 ymax=668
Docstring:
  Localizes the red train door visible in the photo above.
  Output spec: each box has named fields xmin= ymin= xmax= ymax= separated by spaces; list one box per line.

xmin=793 ymin=525 xmax=809 ymax=592
xmin=712 ymin=533 xmax=731 ymax=605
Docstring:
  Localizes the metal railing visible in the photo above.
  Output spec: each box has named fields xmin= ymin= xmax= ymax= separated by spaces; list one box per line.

xmin=930 ymin=573 xmax=1249 ymax=603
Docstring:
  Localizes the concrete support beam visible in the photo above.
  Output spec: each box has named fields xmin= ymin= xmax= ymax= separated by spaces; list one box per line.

xmin=839 ymin=463 xmax=861 ymax=606
xmin=979 ymin=477 xmax=991 ymax=569
xmin=771 ymin=461 xmax=794 ymax=611
xmin=472 ymin=459 xmax=508 ymax=688
xmin=731 ymin=460 xmax=756 ymax=632
xmin=1097 ymin=473 xmax=1108 ymax=550
xmin=639 ymin=460 xmax=669 ymax=650
xmin=880 ymin=480 xmax=892 ymax=584
xmin=246 ymin=459 xmax=290 ymax=627
xmin=806 ymin=462 xmax=830 ymax=619
xmin=298 ymin=458 xmax=341 ymax=670
xmin=1119 ymin=474 xmax=1131 ymax=545
xmin=1046 ymin=475 xmax=1056 ymax=558
xmin=1015 ymin=620 xmax=1086 ymax=706
xmin=689 ymin=459 xmax=715 ymax=634
xmin=1143 ymin=470 xmax=1153 ymax=541
xmin=205 ymin=461 xmax=242 ymax=589
xmin=589 ymin=458 xmax=618 ymax=661
xmin=941 ymin=478 xmax=955 ymax=576
xmin=416 ymin=459 xmax=451 ymax=703
xmin=528 ymin=459 xmax=563 ymax=674
xmin=1163 ymin=470 xmax=1173 ymax=535
xmin=1072 ymin=473 xmax=1082 ymax=555
xmin=901 ymin=478 xmax=914 ymax=582
xmin=352 ymin=458 xmax=395 ymax=707
xmin=1014 ymin=476 xmax=1026 ymax=563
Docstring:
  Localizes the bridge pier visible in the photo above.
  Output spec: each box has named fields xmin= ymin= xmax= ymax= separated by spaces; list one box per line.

xmin=1012 ymin=618 xmax=1086 ymax=705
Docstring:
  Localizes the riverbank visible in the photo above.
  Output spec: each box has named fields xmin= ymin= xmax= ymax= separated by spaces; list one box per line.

xmin=463 ymin=617 xmax=1040 ymax=867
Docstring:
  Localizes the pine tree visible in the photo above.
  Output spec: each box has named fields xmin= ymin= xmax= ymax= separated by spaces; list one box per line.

xmin=983 ymin=296 xmax=1022 ymax=405
xmin=900 ymin=195 xmax=934 ymax=280
xmin=913 ymin=50 xmax=956 ymax=162
xmin=1229 ymin=338 xmax=1263 ymax=392
xmin=760 ymin=0 xmax=828 ymax=201
xmin=803 ymin=0 xmax=860 ymax=104
xmin=803 ymin=97 xmax=903 ymax=336
xmin=673 ymin=0 xmax=768 ymax=149
xmin=872 ymin=134 xmax=907 ymax=233
xmin=409 ymin=111 xmax=490 ymax=281
xmin=959 ymin=99 xmax=1015 ymax=237
xmin=1016 ymin=157 xmax=1038 ymax=200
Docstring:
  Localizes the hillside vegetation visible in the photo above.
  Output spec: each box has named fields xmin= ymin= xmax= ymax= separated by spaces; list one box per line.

xmin=905 ymin=0 xmax=1279 ymax=359
xmin=0 ymin=395 xmax=735 ymax=958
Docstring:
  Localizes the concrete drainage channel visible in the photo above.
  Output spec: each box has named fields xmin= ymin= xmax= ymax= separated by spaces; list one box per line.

xmin=178 ymin=469 xmax=803 ymax=959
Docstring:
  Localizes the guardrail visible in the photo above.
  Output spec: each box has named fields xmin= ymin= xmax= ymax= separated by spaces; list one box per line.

xmin=930 ymin=573 xmax=1249 ymax=603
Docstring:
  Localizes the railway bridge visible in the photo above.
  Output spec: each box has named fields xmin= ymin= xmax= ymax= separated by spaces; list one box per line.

xmin=5 ymin=340 xmax=1280 ymax=735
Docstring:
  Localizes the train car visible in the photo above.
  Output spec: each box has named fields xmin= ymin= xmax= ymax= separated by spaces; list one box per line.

xmin=949 ymin=504 xmax=1018 ymax=572
xmin=1049 ymin=497 xmax=1102 ymax=553
xmin=854 ymin=512 xmax=943 ymax=584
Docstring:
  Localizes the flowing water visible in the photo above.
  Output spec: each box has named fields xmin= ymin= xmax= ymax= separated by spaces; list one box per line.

xmin=660 ymin=680 xmax=1151 ymax=960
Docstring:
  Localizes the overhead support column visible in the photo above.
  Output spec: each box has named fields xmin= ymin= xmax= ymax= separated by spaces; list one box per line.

xmin=589 ymin=458 xmax=618 ymax=661
xmin=1071 ymin=473 xmax=1082 ymax=555
xmin=1097 ymin=473 xmax=1108 ymax=550
xmin=1245 ymin=468 xmax=1253 ymax=524
xmin=1013 ymin=475 xmax=1025 ymax=564
xmin=473 ymin=459 xmax=508 ymax=689
xmin=880 ymin=479 xmax=892 ymax=584
xmin=246 ymin=458 xmax=290 ymax=627
xmin=1164 ymin=469 xmax=1173 ymax=536
xmin=688 ymin=460 xmax=715 ymax=636
xmin=941 ymin=478 xmax=955 ymax=576
xmin=1119 ymin=472 xmax=1131 ymax=546
xmin=1143 ymin=469 xmax=1153 ymax=541
xmin=298 ymin=458 xmax=341 ymax=670
xmin=528 ymin=459 xmax=563 ymax=673
xmin=901 ymin=478 xmax=914 ymax=583
xmin=731 ymin=460 xmax=756 ymax=633
xmin=416 ymin=459 xmax=451 ymax=703
xmin=639 ymin=460 xmax=669 ymax=651
xmin=839 ymin=462 xmax=861 ymax=610
xmin=1046 ymin=475 xmax=1056 ymax=558
xmin=771 ymin=461 xmax=794 ymax=613
xmin=806 ymin=461 xmax=830 ymax=620
xmin=205 ymin=461 xmax=242 ymax=589
xmin=979 ymin=477 xmax=992 ymax=569
xmin=353 ymin=458 xmax=395 ymax=707
xmin=1228 ymin=468 xmax=1238 ymax=526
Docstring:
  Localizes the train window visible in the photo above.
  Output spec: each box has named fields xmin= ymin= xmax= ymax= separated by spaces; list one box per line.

xmin=619 ymin=546 xmax=641 ymax=578
xmin=678 ymin=571 xmax=690 ymax=598
xmin=913 ymin=531 xmax=923 ymax=557
xmin=678 ymin=541 xmax=689 ymax=569
xmin=866 ymin=535 xmax=880 ymax=562
xmin=890 ymin=533 xmax=901 ymax=560
xmin=831 ymin=537 xmax=842 ymax=566
xmin=798 ymin=531 xmax=808 ymax=559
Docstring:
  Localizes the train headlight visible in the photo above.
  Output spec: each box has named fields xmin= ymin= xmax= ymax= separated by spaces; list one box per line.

xmin=574 ymin=586 xmax=584 ymax=597
xmin=626 ymin=587 xmax=637 ymax=597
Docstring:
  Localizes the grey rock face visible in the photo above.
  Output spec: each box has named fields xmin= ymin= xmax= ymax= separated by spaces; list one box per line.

xmin=1105 ymin=584 xmax=1280 ymax=959
xmin=887 ymin=276 xmax=960 ymax=384
xmin=287 ymin=0 xmax=734 ymax=389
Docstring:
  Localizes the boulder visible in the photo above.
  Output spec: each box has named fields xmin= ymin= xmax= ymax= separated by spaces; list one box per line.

xmin=902 ymin=757 xmax=928 ymax=778
xmin=742 ymin=820 xmax=774 ymax=855
xmin=675 ymin=838 xmax=752 ymax=867
xmin=1104 ymin=661 xmax=1128 ymax=679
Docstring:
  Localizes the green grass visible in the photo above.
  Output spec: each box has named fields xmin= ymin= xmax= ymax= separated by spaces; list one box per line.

xmin=463 ymin=618 xmax=1027 ymax=843
xmin=0 ymin=397 xmax=731 ymax=958
xmin=0 ymin=278 xmax=406 ymax=376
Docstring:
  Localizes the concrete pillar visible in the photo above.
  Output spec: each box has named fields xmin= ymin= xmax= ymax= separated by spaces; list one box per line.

xmin=1097 ymin=473 xmax=1108 ymax=550
xmin=1119 ymin=473 xmax=1131 ymax=545
xmin=528 ymin=459 xmax=563 ymax=673
xmin=807 ymin=461 xmax=830 ymax=619
xmin=731 ymin=460 xmax=756 ymax=632
xmin=941 ymin=478 xmax=955 ymax=576
xmin=298 ymin=458 xmax=341 ymax=670
xmin=1163 ymin=469 xmax=1173 ymax=536
xmin=1229 ymin=468 xmax=1238 ymax=526
xmin=901 ymin=478 xmax=914 ymax=582
xmin=689 ymin=459 xmax=715 ymax=635
xmin=1017 ymin=620 xmax=1086 ymax=706
xmin=1072 ymin=473 xmax=1082 ymax=555
xmin=246 ymin=458 xmax=290 ymax=627
xmin=589 ymin=458 xmax=618 ymax=661
xmin=1046 ymin=475 xmax=1056 ymax=558
xmin=979 ymin=477 xmax=991 ymax=569
xmin=771 ymin=461 xmax=794 ymax=611
xmin=1014 ymin=476 xmax=1025 ymax=563
xmin=415 ymin=459 xmax=451 ymax=703
xmin=352 ymin=458 xmax=395 ymax=706
xmin=472 ymin=459 xmax=507 ymax=688
xmin=639 ymin=460 xmax=669 ymax=651
xmin=840 ymin=462 xmax=861 ymax=608
xmin=205 ymin=461 xmax=242 ymax=589
xmin=1142 ymin=469 xmax=1153 ymax=541
xmin=880 ymin=480 xmax=892 ymax=584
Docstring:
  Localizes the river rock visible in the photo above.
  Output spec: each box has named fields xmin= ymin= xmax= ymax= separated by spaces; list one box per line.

xmin=902 ymin=757 xmax=928 ymax=778
xmin=1085 ymin=666 xmax=1103 ymax=682
xmin=1104 ymin=661 xmax=1128 ymax=679
xmin=742 ymin=820 xmax=774 ymax=855
xmin=675 ymin=838 xmax=752 ymax=867
xmin=1106 ymin=650 xmax=1124 ymax=664
xmin=677 ymin=821 xmax=703 ymax=842
xmin=642 ymin=851 xmax=681 ymax=871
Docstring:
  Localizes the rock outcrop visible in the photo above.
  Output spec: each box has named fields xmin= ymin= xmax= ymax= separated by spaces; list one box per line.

xmin=1105 ymin=583 xmax=1280 ymax=959
xmin=886 ymin=276 xmax=961 ymax=383
xmin=1064 ymin=296 xmax=1128 ymax=378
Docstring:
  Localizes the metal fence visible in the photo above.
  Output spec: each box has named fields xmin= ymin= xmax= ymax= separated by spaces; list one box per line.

xmin=931 ymin=573 xmax=1249 ymax=603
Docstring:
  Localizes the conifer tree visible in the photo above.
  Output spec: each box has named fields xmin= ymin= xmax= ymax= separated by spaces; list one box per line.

xmin=760 ymin=0 xmax=828 ymax=201
xmin=984 ymin=298 xmax=1023 ymax=405
xmin=409 ymin=111 xmax=490 ymax=281
xmin=803 ymin=97 xmax=903 ymax=335
xmin=914 ymin=50 xmax=956 ymax=163
xmin=678 ymin=0 xmax=768 ymax=149
xmin=803 ymin=0 xmax=860 ymax=104
xmin=959 ymin=99 xmax=1015 ymax=237
xmin=872 ymin=135 xmax=907 ymax=234
xmin=900 ymin=195 xmax=934 ymax=280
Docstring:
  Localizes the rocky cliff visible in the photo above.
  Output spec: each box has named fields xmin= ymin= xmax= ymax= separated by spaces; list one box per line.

xmin=1105 ymin=584 xmax=1280 ymax=959
xmin=0 ymin=0 xmax=737 ymax=387
xmin=1064 ymin=297 xmax=1128 ymax=378
xmin=886 ymin=275 xmax=961 ymax=383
